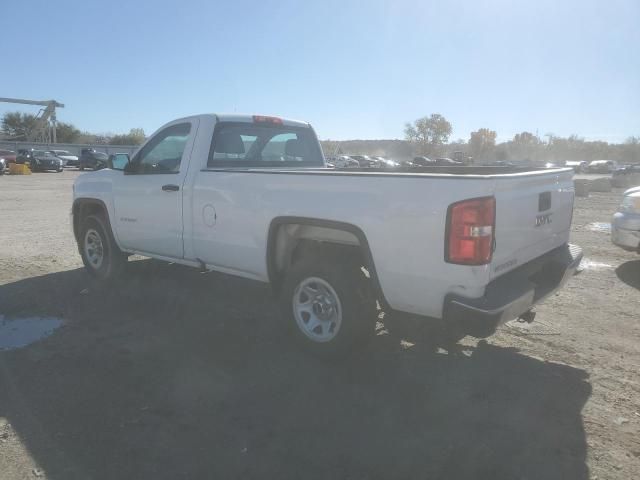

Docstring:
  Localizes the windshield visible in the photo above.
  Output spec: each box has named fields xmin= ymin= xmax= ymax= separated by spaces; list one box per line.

xmin=93 ymin=152 xmax=108 ymax=160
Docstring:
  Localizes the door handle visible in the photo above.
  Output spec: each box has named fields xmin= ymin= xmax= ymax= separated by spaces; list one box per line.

xmin=162 ymin=184 xmax=180 ymax=192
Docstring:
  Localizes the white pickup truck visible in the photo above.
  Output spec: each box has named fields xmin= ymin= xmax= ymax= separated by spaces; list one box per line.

xmin=72 ymin=114 xmax=582 ymax=356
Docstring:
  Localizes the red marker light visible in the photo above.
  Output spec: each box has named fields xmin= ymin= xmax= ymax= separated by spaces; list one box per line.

xmin=252 ymin=115 xmax=283 ymax=125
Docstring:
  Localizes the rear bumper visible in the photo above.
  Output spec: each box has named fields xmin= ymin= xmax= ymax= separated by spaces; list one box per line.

xmin=444 ymin=243 xmax=583 ymax=338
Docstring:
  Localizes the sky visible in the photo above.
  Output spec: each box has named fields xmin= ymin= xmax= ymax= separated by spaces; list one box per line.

xmin=1 ymin=0 xmax=638 ymax=142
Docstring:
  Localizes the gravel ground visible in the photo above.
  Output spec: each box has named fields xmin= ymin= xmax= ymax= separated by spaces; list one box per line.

xmin=1 ymin=170 xmax=639 ymax=480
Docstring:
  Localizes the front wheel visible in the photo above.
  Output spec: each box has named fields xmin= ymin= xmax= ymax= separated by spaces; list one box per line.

xmin=79 ymin=214 xmax=126 ymax=280
xmin=280 ymin=255 xmax=375 ymax=358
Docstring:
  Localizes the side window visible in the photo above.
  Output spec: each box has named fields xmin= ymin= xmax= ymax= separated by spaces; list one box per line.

xmin=132 ymin=123 xmax=191 ymax=174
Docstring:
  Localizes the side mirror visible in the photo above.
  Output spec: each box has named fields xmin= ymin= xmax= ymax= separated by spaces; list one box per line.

xmin=109 ymin=153 xmax=130 ymax=171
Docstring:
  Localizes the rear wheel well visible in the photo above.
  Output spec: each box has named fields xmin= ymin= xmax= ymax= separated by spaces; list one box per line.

xmin=267 ymin=218 xmax=386 ymax=307
xmin=290 ymin=239 xmax=365 ymax=272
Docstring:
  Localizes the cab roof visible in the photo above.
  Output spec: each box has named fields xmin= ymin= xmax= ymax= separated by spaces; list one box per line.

xmin=213 ymin=114 xmax=311 ymax=128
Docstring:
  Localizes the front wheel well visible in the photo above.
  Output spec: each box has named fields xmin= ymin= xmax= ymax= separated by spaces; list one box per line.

xmin=72 ymin=199 xmax=109 ymax=243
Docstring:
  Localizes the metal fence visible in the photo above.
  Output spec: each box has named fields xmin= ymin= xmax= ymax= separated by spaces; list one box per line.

xmin=0 ymin=140 xmax=139 ymax=156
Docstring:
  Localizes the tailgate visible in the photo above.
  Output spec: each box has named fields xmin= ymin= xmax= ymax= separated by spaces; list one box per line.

xmin=490 ymin=169 xmax=575 ymax=280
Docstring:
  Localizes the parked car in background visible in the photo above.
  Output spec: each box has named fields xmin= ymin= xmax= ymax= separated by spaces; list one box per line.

xmin=28 ymin=150 xmax=63 ymax=172
xmin=49 ymin=149 xmax=79 ymax=167
xmin=408 ymin=156 xmax=434 ymax=167
xmin=435 ymin=157 xmax=463 ymax=166
xmin=612 ymin=188 xmax=640 ymax=253
xmin=331 ymin=155 xmax=360 ymax=168
xmin=79 ymin=148 xmax=109 ymax=170
xmin=613 ymin=164 xmax=640 ymax=177
xmin=372 ymin=156 xmax=401 ymax=168
xmin=612 ymin=165 xmax=640 ymax=187
xmin=0 ymin=149 xmax=17 ymax=165
xmin=565 ymin=160 xmax=587 ymax=173
xmin=16 ymin=149 xmax=30 ymax=164
xmin=452 ymin=151 xmax=473 ymax=165
xmin=349 ymin=155 xmax=378 ymax=168
xmin=587 ymin=159 xmax=617 ymax=173
xmin=484 ymin=160 xmax=517 ymax=167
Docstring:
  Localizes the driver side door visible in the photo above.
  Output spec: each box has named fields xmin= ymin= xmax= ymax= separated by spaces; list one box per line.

xmin=111 ymin=119 xmax=198 ymax=258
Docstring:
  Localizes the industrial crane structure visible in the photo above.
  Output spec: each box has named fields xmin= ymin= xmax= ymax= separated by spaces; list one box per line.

xmin=0 ymin=97 xmax=65 ymax=143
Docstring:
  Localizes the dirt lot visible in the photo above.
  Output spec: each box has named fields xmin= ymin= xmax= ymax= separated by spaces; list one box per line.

xmin=1 ymin=171 xmax=639 ymax=480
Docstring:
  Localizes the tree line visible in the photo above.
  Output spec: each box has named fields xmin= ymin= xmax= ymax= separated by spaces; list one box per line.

xmin=4 ymin=109 xmax=639 ymax=163
xmin=323 ymin=113 xmax=640 ymax=164
xmin=0 ymin=111 xmax=146 ymax=145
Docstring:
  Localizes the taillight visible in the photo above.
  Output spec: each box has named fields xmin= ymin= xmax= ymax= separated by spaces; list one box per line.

xmin=253 ymin=115 xmax=283 ymax=125
xmin=446 ymin=196 xmax=496 ymax=265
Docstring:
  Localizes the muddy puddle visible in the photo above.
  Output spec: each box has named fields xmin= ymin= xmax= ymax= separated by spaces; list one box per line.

xmin=0 ymin=315 xmax=64 ymax=351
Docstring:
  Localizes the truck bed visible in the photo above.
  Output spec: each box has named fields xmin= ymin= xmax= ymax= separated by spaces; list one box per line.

xmin=192 ymin=164 xmax=575 ymax=317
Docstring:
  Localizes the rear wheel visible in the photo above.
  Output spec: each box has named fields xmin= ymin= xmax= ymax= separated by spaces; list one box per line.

xmin=280 ymin=253 xmax=375 ymax=358
xmin=79 ymin=214 xmax=126 ymax=280
xmin=79 ymin=165 xmax=85 ymax=171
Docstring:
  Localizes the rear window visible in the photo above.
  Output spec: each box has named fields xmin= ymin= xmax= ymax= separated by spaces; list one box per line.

xmin=207 ymin=122 xmax=324 ymax=168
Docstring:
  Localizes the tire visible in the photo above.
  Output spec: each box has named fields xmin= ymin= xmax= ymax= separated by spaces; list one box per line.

xmin=280 ymin=253 xmax=375 ymax=358
xmin=79 ymin=214 xmax=126 ymax=281
xmin=79 ymin=165 xmax=85 ymax=171
xmin=57 ymin=168 xmax=63 ymax=173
